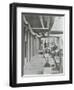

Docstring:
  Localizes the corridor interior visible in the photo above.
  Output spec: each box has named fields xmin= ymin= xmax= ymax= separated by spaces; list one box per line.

xmin=22 ymin=14 xmax=64 ymax=76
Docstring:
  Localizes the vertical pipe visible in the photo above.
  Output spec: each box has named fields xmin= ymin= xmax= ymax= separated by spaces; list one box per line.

xmin=27 ymin=31 xmax=30 ymax=62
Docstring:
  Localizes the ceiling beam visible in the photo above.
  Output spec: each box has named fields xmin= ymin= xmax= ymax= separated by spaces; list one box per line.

xmin=50 ymin=31 xmax=63 ymax=34
xmin=23 ymin=15 xmax=28 ymax=24
xmin=47 ymin=16 xmax=50 ymax=28
xmin=32 ymin=29 xmax=49 ymax=33
xmin=39 ymin=16 xmax=45 ymax=29
xmin=32 ymin=28 xmax=48 ymax=29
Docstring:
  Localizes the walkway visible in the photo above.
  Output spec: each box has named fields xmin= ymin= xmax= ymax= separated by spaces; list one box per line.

xmin=23 ymin=53 xmax=63 ymax=75
xmin=24 ymin=54 xmax=46 ymax=75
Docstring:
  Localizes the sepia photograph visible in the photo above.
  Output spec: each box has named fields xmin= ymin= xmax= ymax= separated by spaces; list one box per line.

xmin=22 ymin=13 xmax=64 ymax=76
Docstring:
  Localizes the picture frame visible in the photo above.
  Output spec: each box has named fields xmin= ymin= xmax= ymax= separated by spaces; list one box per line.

xmin=10 ymin=3 xmax=72 ymax=87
